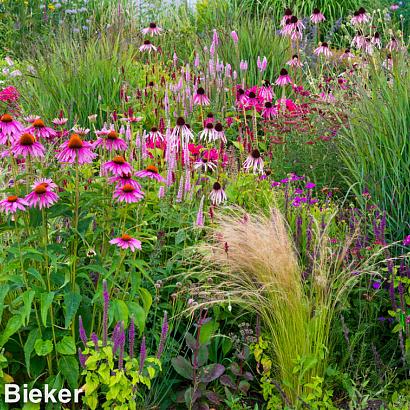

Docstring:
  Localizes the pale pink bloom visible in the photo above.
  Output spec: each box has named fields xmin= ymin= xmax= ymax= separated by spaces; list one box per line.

xmin=0 ymin=195 xmax=28 ymax=214
xmin=275 ymin=69 xmax=292 ymax=86
xmin=25 ymin=118 xmax=57 ymax=139
xmin=280 ymin=8 xmax=293 ymax=27
xmin=11 ymin=133 xmax=45 ymax=158
xmin=113 ymin=183 xmax=144 ymax=203
xmin=141 ymin=22 xmax=163 ymax=36
xmin=209 ymin=182 xmax=227 ymax=206
xmin=193 ymin=157 xmax=217 ymax=172
xmin=146 ymin=127 xmax=164 ymax=144
xmin=387 ymin=37 xmax=400 ymax=52
xmin=311 ymin=8 xmax=325 ymax=24
xmin=286 ymin=55 xmax=303 ymax=68
xmin=94 ymin=130 xmax=128 ymax=151
xmin=110 ymin=234 xmax=142 ymax=252
xmin=214 ymin=123 xmax=226 ymax=143
xmin=314 ymin=42 xmax=332 ymax=57
xmin=240 ymin=60 xmax=248 ymax=71
xmin=198 ymin=123 xmax=217 ymax=143
xmin=319 ymin=92 xmax=336 ymax=103
xmin=52 ymin=118 xmax=68 ymax=126
xmin=170 ymin=117 xmax=195 ymax=150
xmin=72 ymin=127 xmax=90 ymax=136
xmin=135 ymin=165 xmax=166 ymax=183
xmin=231 ymin=31 xmax=239 ymax=44
xmin=257 ymin=56 xmax=267 ymax=73
xmin=193 ymin=87 xmax=210 ymax=106
xmin=340 ymin=48 xmax=355 ymax=60
xmin=371 ymin=33 xmax=382 ymax=49
xmin=56 ymin=134 xmax=96 ymax=164
xmin=25 ymin=181 xmax=59 ymax=209
xmin=103 ymin=156 xmax=133 ymax=176
xmin=243 ymin=149 xmax=264 ymax=174
xmin=351 ymin=8 xmax=370 ymax=25
xmin=139 ymin=40 xmax=157 ymax=53
xmin=390 ymin=4 xmax=399 ymax=11
xmin=351 ymin=33 xmax=365 ymax=49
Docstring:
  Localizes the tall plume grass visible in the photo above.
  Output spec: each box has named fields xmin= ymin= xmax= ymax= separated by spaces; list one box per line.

xmin=194 ymin=208 xmax=372 ymax=404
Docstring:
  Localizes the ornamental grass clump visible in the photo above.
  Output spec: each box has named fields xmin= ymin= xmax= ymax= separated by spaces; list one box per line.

xmin=197 ymin=208 xmax=366 ymax=405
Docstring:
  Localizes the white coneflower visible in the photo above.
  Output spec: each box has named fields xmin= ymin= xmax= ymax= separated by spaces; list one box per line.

xmin=170 ymin=117 xmax=195 ymax=150
xmin=243 ymin=149 xmax=264 ymax=174
xmin=198 ymin=123 xmax=216 ymax=143
xmin=214 ymin=123 xmax=227 ymax=143
xmin=147 ymin=127 xmax=164 ymax=143
xmin=209 ymin=181 xmax=227 ymax=206
xmin=193 ymin=157 xmax=217 ymax=172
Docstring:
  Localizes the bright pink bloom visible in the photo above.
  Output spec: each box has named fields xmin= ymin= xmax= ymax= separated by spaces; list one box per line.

xmin=275 ymin=69 xmax=292 ymax=86
xmin=25 ymin=180 xmax=59 ymax=209
xmin=193 ymin=87 xmax=210 ymax=106
xmin=110 ymin=234 xmax=142 ymax=251
xmin=0 ymin=195 xmax=28 ymax=214
xmin=56 ymin=134 xmax=96 ymax=164
xmin=94 ymin=129 xmax=128 ymax=151
xmin=109 ymin=173 xmax=142 ymax=190
xmin=11 ymin=133 xmax=45 ymax=158
xmin=0 ymin=86 xmax=19 ymax=103
xmin=0 ymin=114 xmax=24 ymax=144
xmin=103 ymin=156 xmax=133 ymax=176
xmin=113 ymin=183 xmax=144 ymax=203
xmin=135 ymin=165 xmax=166 ymax=183
xmin=262 ymin=102 xmax=278 ymax=119
xmin=25 ymin=118 xmax=57 ymax=139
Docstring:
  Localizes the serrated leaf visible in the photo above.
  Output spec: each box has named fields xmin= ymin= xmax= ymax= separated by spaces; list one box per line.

xmin=34 ymin=339 xmax=53 ymax=356
xmin=56 ymin=336 xmax=76 ymax=355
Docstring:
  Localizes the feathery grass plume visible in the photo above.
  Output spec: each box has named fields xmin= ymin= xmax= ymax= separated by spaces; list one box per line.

xmin=194 ymin=207 xmax=369 ymax=404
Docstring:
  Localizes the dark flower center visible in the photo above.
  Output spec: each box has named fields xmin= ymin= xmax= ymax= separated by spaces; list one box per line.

xmin=176 ymin=117 xmax=185 ymax=126
xmin=322 ymin=42 xmax=329 ymax=47
xmin=292 ymin=54 xmax=298 ymax=59
xmin=251 ymin=149 xmax=261 ymax=159
xmin=33 ymin=119 xmax=45 ymax=128
xmin=284 ymin=8 xmax=292 ymax=16
xmin=7 ymin=195 xmax=18 ymax=202
xmin=68 ymin=134 xmax=84 ymax=149
xmin=197 ymin=87 xmax=205 ymax=95
xmin=1 ymin=114 xmax=13 ymax=123
xmin=214 ymin=123 xmax=223 ymax=132
xmin=121 ymin=234 xmax=132 ymax=241
xmin=374 ymin=32 xmax=380 ymax=38
xmin=113 ymin=156 xmax=126 ymax=165
xmin=359 ymin=7 xmax=366 ymax=14
xmin=107 ymin=131 xmax=119 ymax=140
xmin=280 ymin=68 xmax=288 ymax=76
xmin=148 ymin=81 xmax=154 ymax=87
xmin=122 ymin=184 xmax=135 ymax=193
xmin=213 ymin=182 xmax=221 ymax=190
xmin=143 ymin=40 xmax=151 ymax=45
xmin=34 ymin=185 xmax=47 ymax=195
xmin=151 ymin=127 xmax=158 ymax=132
xmin=19 ymin=133 xmax=35 ymax=146
xmin=149 ymin=22 xmax=157 ymax=29
xmin=206 ymin=123 xmax=214 ymax=130
xmin=290 ymin=16 xmax=298 ymax=23
xmin=207 ymin=113 xmax=214 ymax=118
xmin=265 ymin=102 xmax=273 ymax=108
xmin=248 ymin=92 xmax=256 ymax=99
xmin=238 ymin=88 xmax=245 ymax=95
xmin=313 ymin=8 xmax=320 ymax=14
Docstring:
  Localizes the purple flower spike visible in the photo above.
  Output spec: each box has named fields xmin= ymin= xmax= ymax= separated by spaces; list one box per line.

xmin=157 ymin=311 xmax=169 ymax=359
xmin=78 ymin=316 xmax=88 ymax=347
xmin=103 ymin=280 xmax=109 ymax=346
xmin=129 ymin=318 xmax=135 ymax=359
xmin=78 ymin=348 xmax=87 ymax=368
xmin=91 ymin=332 xmax=99 ymax=350
xmin=139 ymin=336 xmax=146 ymax=374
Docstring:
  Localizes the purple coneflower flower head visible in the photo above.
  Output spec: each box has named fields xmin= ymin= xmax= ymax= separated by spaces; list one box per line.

xmin=26 ymin=118 xmax=57 ymax=139
xmin=94 ymin=130 xmax=128 ymax=151
xmin=371 ymin=32 xmax=382 ymax=48
xmin=209 ymin=181 xmax=227 ymax=206
xmin=147 ymin=127 xmax=164 ymax=144
xmin=113 ymin=183 xmax=144 ymax=203
xmin=103 ymin=156 xmax=133 ymax=176
xmin=110 ymin=234 xmax=142 ymax=252
xmin=139 ymin=40 xmax=157 ymax=53
xmin=243 ymin=149 xmax=264 ymax=174
xmin=287 ymin=54 xmax=303 ymax=68
xmin=0 ymin=195 xmax=28 ymax=214
xmin=311 ymin=8 xmax=325 ymax=24
xmin=135 ymin=165 xmax=166 ymax=182
xmin=403 ymin=235 xmax=410 ymax=247
xmin=141 ymin=22 xmax=163 ymax=36
xmin=387 ymin=37 xmax=400 ymax=52
xmin=198 ymin=123 xmax=216 ymax=143
xmin=139 ymin=336 xmax=146 ymax=374
xmin=56 ymin=133 xmax=96 ymax=164
xmin=340 ymin=48 xmax=355 ymax=60
xmin=52 ymin=117 xmax=68 ymax=126
xmin=157 ymin=311 xmax=168 ymax=359
xmin=351 ymin=7 xmax=370 ymax=25
xmin=193 ymin=87 xmax=210 ymax=106
xmin=25 ymin=180 xmax=59 ymax=209
xmin=193 ymin=156 xmax=217 ymax=172
xmin=11 ymin=133 xmax=45 ymax=158
xmin=170 ymin=117 xmax=195 ymax=149
xmin=78 ymin=316 xmax=88 ymax=347
xmin=214 ymin=122 xmax=226 ymax=143
xmin=236 ymin=88 xmax=248 ymax=105
xmin=0 ymin=113 xmax=24 ymax=143
xmin=109 ymin=173 xmax=141 ymax=190
xmin=195 ymin=196 xmax=205 ymax=227
xmin=262 ymin=101 xmax=278 ymax=119
xmin=281 ymin=8 xmax=293 ymax=26
xmin=314 ymin=42 xmax=332 ymax=57
xmin=275 ymin=68 xmax=292 ymax=86
xmin=258 ymin=80 xmax=274 ymax=101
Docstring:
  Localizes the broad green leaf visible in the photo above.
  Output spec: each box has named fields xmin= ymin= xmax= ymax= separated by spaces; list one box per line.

xmin=127 ymin=302 xmax=146 ymax=335
xmin=24 ymin=328 xmax=40 ymax=376
xmin=112 ymin=300 xmax=129 ymax=328
xmin=56 ymin=336 xmax=76 ymax=355
xmin=0 ymin=314 xmax=23 ymax=347
xmin=64 ymin=291 xmax=82 ymax=328
xmin=138 ymin=288 xmax=152 ymax=314
xmin=34 ymin=339 xmax=53 ymax=356
xmin=40 ymin=292 xmax=55 ymax=327
xmin=0 ymin=285 xmax=10 ymax=322
xmin=58 ymin=356 xmax=79 ymax=390
xmin=21 ymin=290 xmax=35 ymax=326
xmin=171 ymin=356 xmax=193 ymax=380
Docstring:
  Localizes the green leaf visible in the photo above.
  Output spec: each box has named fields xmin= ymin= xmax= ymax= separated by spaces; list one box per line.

xmin=40 ymin=292 xmax=55 ymax=327
xmin=128 ymin=302 xmax=146 ymax=335
xmin=56 ymin=336 xmax=76 ymax=355
xmin=26 ymin=267 xmax=46 ymax=288
xmin=34 ymin=339 xmax=53 ymax=356
xmin=0 ymin=285 xmax=10 ymax=322
xmin=24 ymin=328 xmax=40 ymax=376
xmin=58 ymin=356 xmax=79 ymax=390
xmin=21 ymin=290 xmax=35 ymax=326
xmin=171 ymin=356 xmax=193 ymax=380
xmin=64 ymin=291 xmax=82 ymax=328
xmin=199 ymin=319 xmax=216 ymax=345
xmin=112 ymin=299 xmax=129 ymax=328
xmin=138 ymin=288 xmax=152 ymax=314
xmin=0 ymin=314 xmax=23 ymax=347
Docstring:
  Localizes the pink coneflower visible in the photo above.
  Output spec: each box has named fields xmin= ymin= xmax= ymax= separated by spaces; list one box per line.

xmin=351 ymin=32 xmax=365 ymax=49
xmin=139 ymin=40 xmax=157 ymax=53
xmin=236 ymin=88 xmax=248 ymax=106
xmin=56 ymin=133 xmax=96 ymax=164
xmin=141 ymin=22 xmax=163 ymax=36
xmin=351 ymin=8 xmax=370 ymax=25
xmin=209 ymin=182 xmax=227 ymax=205
xmin=0 ymin=195 xmax=28 ymax=214
xmin=113 ymin=183 xmax=144 ymax=203
xmin=259 ymin=80 xmax=274 ymax=101
xmin=390 ymin=3 xmax=400 ymax=11
xmin=72 ymin=126 xmax=90 ymax=136
xmin=262 ymin=102 xmax=278 ymax=119
xmin=319 ymin=91 xmax=336 ymax=103
xmin=146 ymin=127 xmax=164 ymax=144
xmin=193 ymin=156 xmax=217 ymax=172
xmin=110 ymin=234 xmax=142 ymax=251
xmin=135 ymin=165 xmax=166 ymax=183
xmin=275 ymin=69 xmax=292 ymax=86
xmin=310 ymin=8 xmax=325 ymax=24
xmin=198 ymin=123 xmax=216 ymax=143
xmin=314 ymin=42 xmax=332 ymax=57
xmin=243 ymin=149 xmax=264 ymax=174
xmin=103 ymin=156 xmax=133 ymax=176
xmin=340 ymin=48 xmax=355 ymax=60
xmin=0 ymin=114 xmax=24 ymax=143
xmin=11 ymin=133 xmax=45 ymax=158
xmin=94 ymin=130 xmax=127 ymax=151
xmin=25 ymin=181 xmax=59 ymax=209
xmin=26 ymin=118 xmax=57 ymax=139
xmin=281 ymin=8 xmax=293 ymax=26
xmin=387 ymin=37 xmax=400 ymax=52
xmin=170 ymin=117 xmax=195 ymax=149
xmin=109 ymin=173 xmax=142 ymax=190
xmin=246 ymin=89 xmax=263 ymax=108
xmin=289 ymin=15 xmax=305 ymax=31
xmin=214 ymin=123 xmax=226 ymax=143
xmin=286 ymin=54 xmax=303 ymax=68
xmin=371 ymin=32 xmax=382 ymax=48
xmin=52 ymin=117 xmax=68 ymax=126
xmin=193 ymin=87 xmax=210 ymax=106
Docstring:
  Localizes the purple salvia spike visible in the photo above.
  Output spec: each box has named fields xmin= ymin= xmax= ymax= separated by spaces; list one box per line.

xmin=78 ymin=315 xmax=88 ymax=347
xmin=103 ymin=280 xmax=109 ymax=346
xmin=157 ymin=311 xmax=169 ymax=359
xmin=129 ymin=318 xmax=135 ymax=359
xmin=139 ymin=336 xmax=146 ymax=374
xmin=91 ymin=332 xmax=99 ymax=350
xmin=78 ymin=348 xmax=87 ymax=368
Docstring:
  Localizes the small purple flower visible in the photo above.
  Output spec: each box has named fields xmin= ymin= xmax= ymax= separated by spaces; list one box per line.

xmin=78 ymin=348 xmax=87 ymax=368
xmin=372 ymin=281 xmax=381 ymax=289
xmin=305 ymin=182 xmax=316 ymax=189
xmin=91 ymin=332 xmax=99 ymax=350
xmin=403 ymin=235 xmax=410 ymax=246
